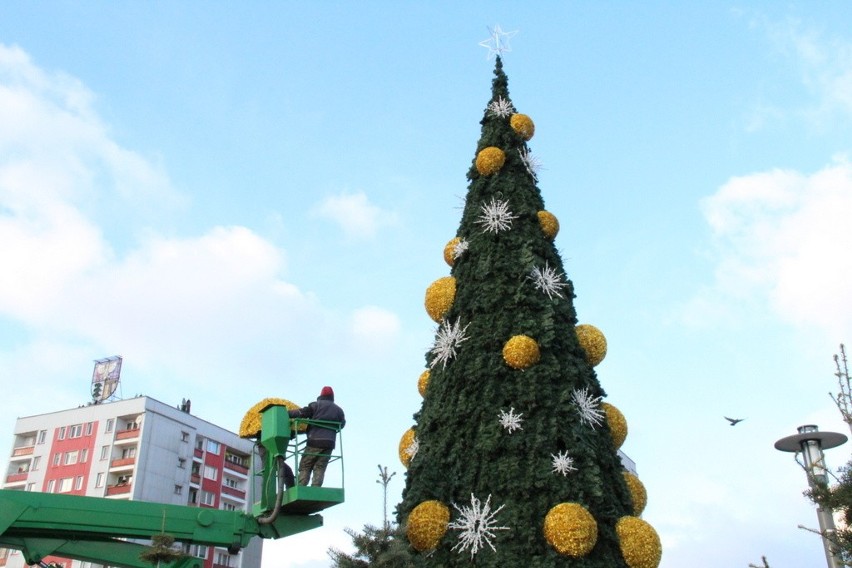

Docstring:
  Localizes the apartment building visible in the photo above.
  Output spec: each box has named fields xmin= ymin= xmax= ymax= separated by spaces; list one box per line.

xmin=1 ymin=396 xmax=262 ymax=568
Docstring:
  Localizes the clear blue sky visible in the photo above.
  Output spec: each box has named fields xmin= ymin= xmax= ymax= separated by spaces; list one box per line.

xmin=2 ymin=3 xmax=852 ymax=567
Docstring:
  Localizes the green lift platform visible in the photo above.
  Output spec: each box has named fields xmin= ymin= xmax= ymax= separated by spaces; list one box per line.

xmin=0 ymin=404 xmax=344 ymax=568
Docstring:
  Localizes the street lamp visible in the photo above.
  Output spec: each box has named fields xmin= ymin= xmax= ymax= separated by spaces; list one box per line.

xmin=775 ymin=424 xmax=848 ymax=568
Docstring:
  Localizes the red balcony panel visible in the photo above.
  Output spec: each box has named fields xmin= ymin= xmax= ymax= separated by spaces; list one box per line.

xmin=12 ymin=446 xmax=34 ymax=457
xmin=115 ymin=429 xmax=139 ymax=440
xmin=106 ymin=483 xmax=132 ymax=496
xmin=221 ymin=486 xmax=245 ymax=499
xmin=190 ymin=473 xmax=201 ymax=484
xmin=223 ymin=461 xmax=248 ymax=475
xmin=194 ymin=448 xmax=204 ymax=458
xmin=110 ymin=457 xmax=136 ymax=468
xmin=5 ymin=472 xmax=28 ymax=483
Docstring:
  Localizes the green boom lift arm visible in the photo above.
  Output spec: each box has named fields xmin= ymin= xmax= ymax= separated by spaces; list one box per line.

xmin=0 ymin=404 xmax=344 ymax=568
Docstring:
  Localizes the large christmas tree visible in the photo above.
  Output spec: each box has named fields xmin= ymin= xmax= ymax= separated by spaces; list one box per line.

xmin=395 ymin=51 xmax=662 ymax=568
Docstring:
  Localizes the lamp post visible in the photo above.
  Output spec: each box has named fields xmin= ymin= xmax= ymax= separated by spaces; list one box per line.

xmin=775 ymin=424 xmax=848 ymax=568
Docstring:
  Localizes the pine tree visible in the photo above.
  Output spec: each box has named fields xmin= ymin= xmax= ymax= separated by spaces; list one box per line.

xmin=395 ymin=56 xmax=661 ymax=567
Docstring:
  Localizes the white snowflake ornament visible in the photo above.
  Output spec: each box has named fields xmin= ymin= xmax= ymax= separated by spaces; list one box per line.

xmin=572 ymin=387 xmax=605 ymax=428
xmin=530 ymin=263 xmax=568 ymax=299
xmin=476 ymin=198 xmax=517 ymax=234
xmin=448 ymin=493 xmax=510 ymax=558
xmin=518 ymin=147 xmax=542 ymax=180
xmin=487 ymin=96 xmax=514 ymax=118
xmin=498 ymin=407 xmax=524 ymax=433
xmin=429 ymin=317 xmax=471 ymax=369
xmin=551 ymin=450 xmax=577 ymax=476
xmin=452 ymin=238 xmax=469 ymax=260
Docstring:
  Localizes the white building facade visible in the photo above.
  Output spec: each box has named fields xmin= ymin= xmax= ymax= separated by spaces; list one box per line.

xmin=1 ymin=396 xmax=262 ymax=568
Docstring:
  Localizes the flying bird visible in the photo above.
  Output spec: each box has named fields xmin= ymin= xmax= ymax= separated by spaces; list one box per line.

xmin=725 ymin=416 xmax=745 ymax=426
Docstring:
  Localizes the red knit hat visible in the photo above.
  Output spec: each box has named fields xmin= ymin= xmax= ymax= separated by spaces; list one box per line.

xmin=320 ymin=386 xmax=334 ymax=397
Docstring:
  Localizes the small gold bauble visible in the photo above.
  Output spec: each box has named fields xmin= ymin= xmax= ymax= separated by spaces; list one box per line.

xmin=603 ymin=402 xmax=628 ymax=449
xmin=239 ymin=398 xmax=302 ymax=438
xmin=444 ymin=237 xmax=460 ymax=266
xmin=543 ymin=502 xmax=598 ymax=556
xmin=537 ymin=210 xmax=560 ymax=240
xmin=575 ymin=323 xmax=607 ymax=366
xmin=616 ymin=516 xmax=662 ymax=568
xmin=417 ymin=370 xmax=430 ymax=397
xmin=424 ymin=276 xmax=456 ymax=322
xmin=503 ymin=335 xmax=541 ymax=369
xmin=475 ymin=146 xmax=506 ymax=176
xmin=398 ymin=428 xmax=418 ymax=468
xmin=623 ymin=472 xmax=648 ymax=516
xmin=407 ymin=500 xmax=450 ymax=551
xmin=510 ymin=113 xmax=535 ymax=140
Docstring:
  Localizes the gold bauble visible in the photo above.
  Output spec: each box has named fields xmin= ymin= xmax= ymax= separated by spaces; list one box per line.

xmin=616 ymin=516 xmax=662 ymax=568
xmin=510 ymin=113 xmax=535 ymax=140
xmin=575 ymin=324 xmax=607 ymax=366
xmin=443 ymin=237 xmax=461 ymax=266
xmin=503 ymin=335 xmax=541 ymax=369
xmin=424 ymin=276 xmax=456 ymax=322
xmin=543 ymin=503 xmax=598 ymax=556
xmin=475 ymin=146 xmax=506 ymax=176
xmin=239 ymin=398 xmax=302 ymax=438
xmin=407 ymin=500 xmax=450 ymax=551
xmin=399 ymin=428 xmax=418 ymax=468
xmin=603 ymin=402 xmax=628 ymax=449
xmin=537 ymin=210 xmax=560 ymax=240
xmin=623 ymin=472 xmax=648 ymax=516
xmin=417 ymin=370 xmax=430 ymax=397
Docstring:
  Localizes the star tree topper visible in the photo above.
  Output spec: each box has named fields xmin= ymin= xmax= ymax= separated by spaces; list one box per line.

xmin=479 ymin=24 xmax=518 ymax=59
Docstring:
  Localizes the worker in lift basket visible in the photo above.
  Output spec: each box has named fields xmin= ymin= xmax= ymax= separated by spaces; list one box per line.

xmin=288 ymin=386 xmax=345 ymax=487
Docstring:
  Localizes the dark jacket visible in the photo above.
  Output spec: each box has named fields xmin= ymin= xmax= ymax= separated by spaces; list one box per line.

xmin=289 ymin=395 xmax=345 ymax=449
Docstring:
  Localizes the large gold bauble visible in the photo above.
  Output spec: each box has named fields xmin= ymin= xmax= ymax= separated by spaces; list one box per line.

xmin=543 ymin=503 xmax=598 ymax=556
xmin=424 ymin=276 xmax=456 ymax=322
xmin=623 ymin=472 xmax=648 ymax=516
xmin=575 ymin=324 xmax=607 ymax=366
xmin=603 ymin=402 xmax=628 ymax=449
xmin=398 ymin=428 xmax=418 ymax=468
xmin=475 ymin=146 xmax=506 ymax=176
xmin=537 ymin=210 xmax=560 ymax=240
xmin=443 ymin=237 xmax=461 ymax=266
xmin=503 ymin=335 xmax=541 ymax=369
xmin=239 ymin=398 xmax=302 ymax=438
xmin=616 ymin=516 xmax=662 ymax=568
xmin=510 ymin=113 xmax=535 ymax=140
xmin=417 ymin=370 xmax=430 ymax=397
xmin=407 ymin=500 xmax=450 ymax=551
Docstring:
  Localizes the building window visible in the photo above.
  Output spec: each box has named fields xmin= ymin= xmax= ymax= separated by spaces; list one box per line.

xmin=181 ymin=431 xmax=190 ymax=442
xmin=195 ymin=438 xmax=204 ymax=451
xmin=224 ymin=477 xmax=238 ymax=489
xmin=47 ymin=479 xmax=55 ymax=493
xmin=58 ymin=478 xmax=73 ymax=493
xmin=80 ymin=448 xmax=88 ymax=463
xmin=203 ymin=465 xmax=218 ymax=481
xmin=121 ymin=447 xmax=136 ymax=459
xmin=95 ymin=473 xmax=104 ymax=488
xmin=100 ymin=445 xmax=110 ymax=460
xmin=31 ymin=456 xmax=40 ymax=471
xmin=200 ymin=491 xmax=215 ymax=506
xmin=193 ymin=545 xmax=207 ymax=559
xmin=221 ymin=502 xmax=237 ymax=511
xmin=58 ymin=426 xmax=66 ymax=440
xmin=53 ymin=453 xmax=61 ymax=466
xmin=69 ymin=424 xmax=83 ymax=438
xmin=64 ymin=451 xmax=79 ymax=465
xmin=188 ymin=488 xmax=198 ymax=504
xmin=85 ymin=422 xmax=94 ymax=436
xmin=206 ymin=440 xmax=220 ymax=455
xmin=105 ymin=419 xmax=114 ymax=433
xmin=174 ymin=484 xmax=183 ymax=495
xmin=126 ymin=421 xmax=138 ymax=431
xmin=216 ymin=552 xmax=231 ymax=566
xmin=74 ymin=476 xmax=84 ymax=490
xmin=26 ymin=482 xmax=36 ymax=491
xmin=178 ymin=457 xmax=186 ymax=469
xmin=37 ymin=430 xmax=46 ymax=444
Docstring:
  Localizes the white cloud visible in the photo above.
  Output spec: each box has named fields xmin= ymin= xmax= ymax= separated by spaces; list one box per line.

xmin=348 ymin=305 xmax=401 ymax=351
xmin=312 ymin=191 xmax=398 ymax=240
xmin=689 ymin=158 xmax=852 ymax=336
